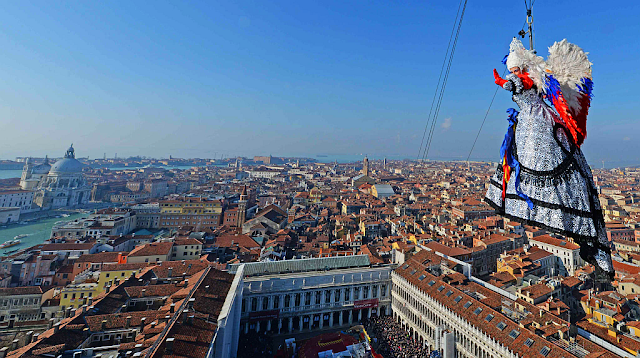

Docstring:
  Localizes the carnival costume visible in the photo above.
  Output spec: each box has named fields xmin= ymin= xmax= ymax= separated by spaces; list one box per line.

xmin=485 ymin=38 xmax=615 ymax=280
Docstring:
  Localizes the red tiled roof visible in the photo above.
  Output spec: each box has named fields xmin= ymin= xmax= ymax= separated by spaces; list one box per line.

xmin=41 ymin=243 xmax=94 ymax=251
xmin=0 ymin=286 xmax=43 ymax=297
xmin=530 ymin=235 xmax=579 ymax=250
xmin=214 ymin=233 xmax=259 ymax=249
xmin=128 ymin=242 xmax=173 ymax=257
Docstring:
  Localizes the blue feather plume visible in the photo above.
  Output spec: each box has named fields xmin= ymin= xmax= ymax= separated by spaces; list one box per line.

xmin=577 ymin=78 xmax=594 ymax=99
xmin=544 ymin=74 xmax=562 ymax=102
xmin=501 ymin=54 xmax=509 ymax=65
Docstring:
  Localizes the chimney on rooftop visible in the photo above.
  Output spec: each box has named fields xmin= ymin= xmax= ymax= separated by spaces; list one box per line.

xmin=126 ymin=316 xmax=132 ymax=329
xmin=141 ymin=289 xmax=146 ymax=298
xmin=170 ymin=303 xmax=175 ymax=313
xmin=0 ymin=347 xmax=9 ymax=358
xmin=9 ymin=340 xmax=18 ymax=351
xmin=168 ymin=267 xmax=173 ymax=278
xmin=54 ymin=323 xmax=60 ymax=334
xmin=188 ymin=298 xmax=195 ymax=310
xmin=25 ymin=331 xmax=34 ymax=345
xmin=140 ymin=317 xmax=146 ymax=330
xmin=165 ymin=338 xmax=175 ymax=355
xmin=32 ymin=333 xmax=40 ymax=343
xmin=101 ymin=319 xmax=107 ymax=331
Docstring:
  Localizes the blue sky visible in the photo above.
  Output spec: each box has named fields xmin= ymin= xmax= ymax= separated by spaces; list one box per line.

xmin=0 ymin=1 xmax=638 ymax=165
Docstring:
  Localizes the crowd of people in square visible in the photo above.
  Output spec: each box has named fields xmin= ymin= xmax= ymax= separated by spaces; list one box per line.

xmin=364 ymin=316 xmax=432 ymax=358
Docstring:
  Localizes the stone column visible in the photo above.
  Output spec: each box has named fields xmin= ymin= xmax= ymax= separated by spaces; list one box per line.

xmin=244 ymin=322 xmax=249 ymax=334
xmin=329 ymin=312 xmax=334 ymax=327
xmin=348 ymin=310 xmax=353 ymax=324
xmin=367 ymin=308 xmax=372 ymax=319
xmin=339 ymin=311 xmax=343 ymax=326
xmin=299 ymin=316 xmax=303 ymax=331
xmin=319 ymin=314 xmax=324 ymax=329
xmin=289 ymin=318 xmax=294 ymax=333
xmin=278 ymin=319 xmax=282 ymax=334
xmin=256 ymin=321 xmax=260 ymax=332
xmin=266 ymin=320 xmax=271 ymax=332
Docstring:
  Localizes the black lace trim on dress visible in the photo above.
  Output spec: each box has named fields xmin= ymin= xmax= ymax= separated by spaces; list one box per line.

xmin=488 ymin=179 xmax=593 ymax=218
xmin=484 ymin=195 xmax=607 ymax=251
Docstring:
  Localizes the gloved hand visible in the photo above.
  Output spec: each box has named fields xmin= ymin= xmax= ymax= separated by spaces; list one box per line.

xmin=494 ymin=69 xmax=508 ymax=86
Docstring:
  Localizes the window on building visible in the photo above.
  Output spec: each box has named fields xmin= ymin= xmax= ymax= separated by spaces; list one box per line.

xmin=262 ymin=297 xmax=269 ymax=310
xmin=251 ymin=298 xmax=257 ymax=311
xmin=373 ymin=285 xmax=378 ymax=298
xmin=540 ymin=346 xmax=551 ymax=357
xmin=485 ymin=314 xmax=494 ymax=322
xmin=274 ymin=295 xmax=280 ymax=309
xmin=315 ymin=292 xmax=321 ymax=305
xmin=325 ymin=290 xmax=331 ymax=303
xmin=345 ymin=288 xmax=350 ymax=301
xmin=295 ymin=293 xmax=301 ymax=307
xmin=354 ymin=287 xmax=360 ymax=300
xmin=284 ymin=295 xmax=291 ymax=308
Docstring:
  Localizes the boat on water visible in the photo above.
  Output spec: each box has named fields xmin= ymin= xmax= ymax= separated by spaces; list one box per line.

xmin=0 ymin=239 xmax=21 ymax=249
xmin=61 ymin=214 xmax=70 ymax=217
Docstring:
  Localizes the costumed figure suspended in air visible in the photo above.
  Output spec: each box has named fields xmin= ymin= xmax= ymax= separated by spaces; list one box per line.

xmin=485 ymin=38 xmax=615 ymax=281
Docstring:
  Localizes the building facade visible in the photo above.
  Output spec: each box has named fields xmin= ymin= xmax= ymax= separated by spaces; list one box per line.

xmin=158 ymin=197 xmax=222 ymax=230
xmin=529 ymin=235 xmax=583 ymax=276
xmin=230 ymin=255 xmax=392 ymax=336
xmin=23 ymin=145 xmax=91 ymax=210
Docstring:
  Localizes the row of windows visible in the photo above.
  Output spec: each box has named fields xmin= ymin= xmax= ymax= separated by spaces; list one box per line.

xmin=1 ymin=297 xmax=40 ymax=306
xmin=394 ymin=280 xmax=530 ymax=358
xmin=63 ymin=292 xmax=93 ymax=300
xmin=242 ymin=284 xmax=387 ymax=313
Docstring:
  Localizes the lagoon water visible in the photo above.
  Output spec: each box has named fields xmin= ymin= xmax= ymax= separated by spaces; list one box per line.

xmin=0 ymin=170 xmax=23 ymax=179
xmin=0 ymin=213 xmax=86 ymax=255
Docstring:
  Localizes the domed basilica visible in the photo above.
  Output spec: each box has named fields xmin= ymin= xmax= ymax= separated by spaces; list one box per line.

xmin=20 ymin=145 xmax=91 ymax=209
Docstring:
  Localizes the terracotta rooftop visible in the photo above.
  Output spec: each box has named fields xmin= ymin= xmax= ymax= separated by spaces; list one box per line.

xmin=530 ymin=235 xmax=579 ymax=250
xmin=128 ymin=242 xmax=174 ymax=257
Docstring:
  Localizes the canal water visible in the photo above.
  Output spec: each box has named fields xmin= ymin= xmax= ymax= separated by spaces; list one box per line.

xmin=0 ymin=213 xmax=86 ymax=255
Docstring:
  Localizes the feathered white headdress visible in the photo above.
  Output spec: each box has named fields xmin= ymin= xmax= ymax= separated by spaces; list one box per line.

xmin=505 ymin=38 xmax=546 ymax=91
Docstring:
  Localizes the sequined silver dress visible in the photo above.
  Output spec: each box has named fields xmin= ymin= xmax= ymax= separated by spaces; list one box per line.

xmin=485 ymin=73 xmax=614 ymax=279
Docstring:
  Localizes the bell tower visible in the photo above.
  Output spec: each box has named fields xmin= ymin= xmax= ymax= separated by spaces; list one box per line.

xmin=237 ymin=186 xmax=248 ymax=227
xmin=362 ymin=156 xmax=370 ymax=176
